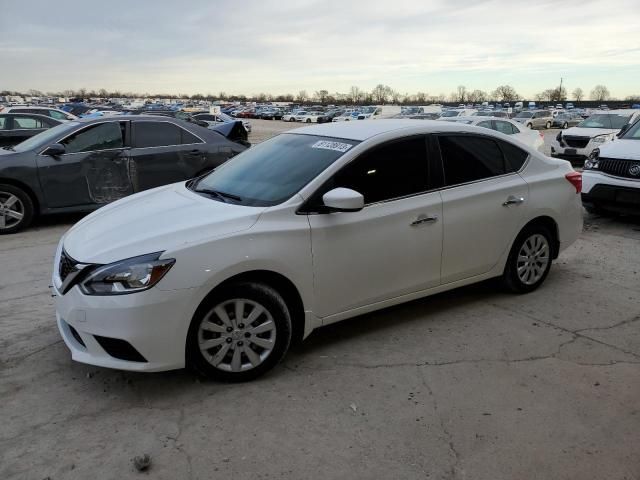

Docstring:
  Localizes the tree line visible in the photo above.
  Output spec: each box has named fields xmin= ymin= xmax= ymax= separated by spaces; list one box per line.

xmin=2 ymin=84 xmax=638 ymax=104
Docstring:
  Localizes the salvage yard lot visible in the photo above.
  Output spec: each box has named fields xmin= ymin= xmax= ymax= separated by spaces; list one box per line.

xmin=1 ymin=120 xmax=639 ymax=479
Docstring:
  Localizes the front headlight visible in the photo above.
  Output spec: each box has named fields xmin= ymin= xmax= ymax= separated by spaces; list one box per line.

xmin=592 ymin=134 xmax=611 ymax=144
xmin=584 ymin=149 xmax=600 ymax=170
xmin=80 ymin=252 xmax=175 ymax=295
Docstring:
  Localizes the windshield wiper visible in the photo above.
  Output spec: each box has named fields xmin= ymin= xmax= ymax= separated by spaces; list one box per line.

xmin=2 ymin=145 xmax=15 ymax=151
xmin=194 ymin=188 xmax=242 ymax=203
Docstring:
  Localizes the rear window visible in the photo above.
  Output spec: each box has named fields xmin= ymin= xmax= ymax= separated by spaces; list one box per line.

xmin=498 ymin=140 xmax=529 ymax=172
xmin=439 ymin=135 xmax=506 ymax=186
xmin=133 ymin=121 xmax=202 ymax=148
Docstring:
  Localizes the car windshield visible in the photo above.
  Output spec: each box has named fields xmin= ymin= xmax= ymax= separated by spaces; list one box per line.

xmin=620 ymin=119 xmax=640 ymax=140
xmin=190 ymin=133 xmax=359 ymax=206
xmin=577 ymin=114 xmax=631 ymax=129
xmin=361 ymin=107 xmax=376 ymax=114
xmin=12 ymin=121 xmax=79 ymax=152
xmin=473 ymin=111 xmax=492 ymax=116
xmin=515 ymin=112 xmax=533 ymax=118
xmin=440 ymin=111 xmax=461 ymax=117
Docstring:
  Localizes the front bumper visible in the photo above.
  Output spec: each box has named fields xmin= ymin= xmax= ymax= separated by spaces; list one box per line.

xmin=54 ymin=281 xmax=197 ymax=372
xmin=582 ymin=171 xmax=640 ymax=214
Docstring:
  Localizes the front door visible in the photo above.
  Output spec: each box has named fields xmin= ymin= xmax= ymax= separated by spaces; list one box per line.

xmin=307 ymin=135 xmax=443 ymax=319
xmin=436 ymin=134 xmax=529 ymax=284
xmin=36 ymin=121 xmax=133 ymax=208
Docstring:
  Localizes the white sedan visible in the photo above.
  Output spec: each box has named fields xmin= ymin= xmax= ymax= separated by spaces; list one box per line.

xmin=442 ymin=116 xmax=544 ymax=151
xmin=52 ymin=120 xmax=583 ymax=381
xmin=295 ymin=111 xmax=323 ymax=123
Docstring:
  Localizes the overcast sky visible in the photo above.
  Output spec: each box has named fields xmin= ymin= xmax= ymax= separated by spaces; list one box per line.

xmin=1 ymin=0 xmax=639 ymax=98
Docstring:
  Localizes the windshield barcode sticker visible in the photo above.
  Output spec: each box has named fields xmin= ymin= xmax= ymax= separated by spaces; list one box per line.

xmin=311 ymin=140 xmax=353 ymax=153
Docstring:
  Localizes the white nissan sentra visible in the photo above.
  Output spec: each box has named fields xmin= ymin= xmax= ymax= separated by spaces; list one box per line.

xmin=53 ymin=120 xmax=583 ymax=381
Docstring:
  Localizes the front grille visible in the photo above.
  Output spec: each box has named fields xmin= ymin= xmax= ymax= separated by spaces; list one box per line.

xmin=597 ymin=157 xmax=640 ymax=180
xmin=563 ymin=135 xmax=590 ymax=149
xmin=59 ymin=250 xmax=79 ymax=282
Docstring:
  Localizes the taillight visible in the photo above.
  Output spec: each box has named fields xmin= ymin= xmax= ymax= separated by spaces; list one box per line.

xmin=565 ymin=171 xmax=582 ymax=193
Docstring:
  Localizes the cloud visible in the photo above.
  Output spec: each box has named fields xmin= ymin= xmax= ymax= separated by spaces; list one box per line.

xmin=1 ymin=0 xmax=639 ymax=97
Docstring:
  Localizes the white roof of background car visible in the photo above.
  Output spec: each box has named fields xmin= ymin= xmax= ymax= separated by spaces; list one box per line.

xmin=288 ymin=119 xmax=484 ymax=141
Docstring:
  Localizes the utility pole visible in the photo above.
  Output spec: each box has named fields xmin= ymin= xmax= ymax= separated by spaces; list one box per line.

xmin=559 ymin=77 xmax=563 ymax=101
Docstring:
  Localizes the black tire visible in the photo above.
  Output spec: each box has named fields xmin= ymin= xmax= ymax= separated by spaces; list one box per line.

xmin=186 ymin=282 xmax=292 ymax=382
xmin=563 ymin=122 xmax=568 ymax=129
xmin=545 ymin=121 xmax=551 ymax=129
xmin=306 ymin=118 xmax=311 ymax=123
xmin=527 ymin=123 xmax=533 ymax=128
xmin=502 ymin=225 xmax=554 ymax=294
xmin=289 ymin=117 xmax=296 ymax=122
xmin=0 ymin=183 xmax=34 ymax=234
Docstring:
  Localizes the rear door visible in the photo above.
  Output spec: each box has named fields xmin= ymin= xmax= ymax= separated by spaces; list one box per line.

xmin=36 ymin=121 xmax=133 ymax=208
xmin=0 ymin=115 xmax=14 ymax=146
xmin=129 ymin=120 xmax=208 ymax=192
xmin=437 ymin=134 xmax=529 ymax=283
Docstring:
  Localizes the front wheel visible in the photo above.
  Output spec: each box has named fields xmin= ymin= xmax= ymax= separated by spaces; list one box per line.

xmin=527 ymin=123 xmax=533 ymax=128
xmin=306 ymin=118 xmax=311 ymax=123
xmin=187 ymin=282 xmax=292 ymax=382
xmin=563 ymin=122 xmax=568 ymax=129
xmin=502 ymin=226 xmax=553 ymax=293
xmin=545 ymin=121 xmax=551 ymax=129
xmin=289 ymin=117 xmax=296 ymax=122
xmin=0 ymin=184 xmax=34 ymax=234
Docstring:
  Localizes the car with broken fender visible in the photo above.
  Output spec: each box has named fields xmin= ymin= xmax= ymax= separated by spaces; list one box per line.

xmin=0 ymin=116 xmax=248 ymax=233
xmin=51 ymin=119 xmax=583 ymax=381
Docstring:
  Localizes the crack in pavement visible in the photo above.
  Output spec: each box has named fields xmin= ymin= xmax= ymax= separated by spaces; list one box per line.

xmin=419 ymin=367 xmax=464 ymax=480
xmin=575 ymin=315 xmax=640 ymax=333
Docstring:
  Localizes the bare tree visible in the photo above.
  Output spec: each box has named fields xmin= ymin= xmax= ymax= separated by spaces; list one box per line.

xmin=314 ymin=90 xmax=329 ymax=104
xmin=468 ymin=89 xmax=488 ymax=103
xmin=371 ymin=84 xmax=391 ymax=104
xmin=296 ymin=90 xmax=308 ymax=103
xmin=590 ymin=85 xmax=610 ymax=101
xmin=572 ymin=88 xmax=584 ymax=101
xmin=491 ymin=85 xmax=519 ymax=102
xmin=348 ymin=86 xmax=363 ymax=104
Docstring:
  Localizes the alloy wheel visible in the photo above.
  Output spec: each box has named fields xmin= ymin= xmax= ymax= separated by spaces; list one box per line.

xmin=197 ymin=298 xmax=277 ymax=372
xmin=516 ymin=234 xmax=550 ymax=285
xmin=0 ymin=192 xmax=25 ymax=230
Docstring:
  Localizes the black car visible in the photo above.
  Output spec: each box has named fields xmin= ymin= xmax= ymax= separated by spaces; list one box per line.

xmin=0 ymin=113 xmax=62 ymax=147
xmin=0 ymin=116 xmax=248 ymax=233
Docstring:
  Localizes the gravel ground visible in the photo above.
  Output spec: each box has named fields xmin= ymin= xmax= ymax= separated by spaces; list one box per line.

xmin=1 ymin=120 xmax=638 ymax=480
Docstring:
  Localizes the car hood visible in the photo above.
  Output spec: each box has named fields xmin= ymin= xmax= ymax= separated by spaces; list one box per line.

xmin=563 ymin=127 xmax=618 ymax=137
xmin=597 ymin=139 xmax=640 ymax=160
xmin=63 ymin=183 xmax=265 ymax=264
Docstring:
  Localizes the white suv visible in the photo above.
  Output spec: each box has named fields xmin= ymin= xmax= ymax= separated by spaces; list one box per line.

xmin=551 ymin=110 xmax=640 ymax=163
xmin=582 ymin=118 xmax=640 ymax=214
xmin=0 ymin=105 xmax=77 ymax=121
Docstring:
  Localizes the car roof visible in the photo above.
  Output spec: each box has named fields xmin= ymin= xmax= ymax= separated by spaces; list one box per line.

xmin=6 ymin=105 xmax=63 ymax=111
xmin=287 ymin=119 xmax=491 ymax=141
xmin=0 ymin=112 xmax=60 ymax=120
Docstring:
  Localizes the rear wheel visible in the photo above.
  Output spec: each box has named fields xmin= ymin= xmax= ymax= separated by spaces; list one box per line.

xmin=527 ymin=123 xmax=533 ymax=128
xmin=187 ymin=282 xmax=292 ymax=382
xmin=0 ymin=184 xmax=34 ymax=234
xmin=289 ymin=117 xmax=296 ymax=122
xmin=545 ymin=121 xmax=551 ymax=129
xmin=502 ymin=226 xmax=553 ymax=293
xmin=563 ymin=122 xmax=568 ymax=129
xmin=306 ymin=118 xmax=311 ymax=123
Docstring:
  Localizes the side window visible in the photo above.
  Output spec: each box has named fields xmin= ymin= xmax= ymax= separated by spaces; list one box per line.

xmin=13 ymin=117 xmax=44 ymax=129
xmin=0 ymin=116 xmax=7 ymax=130
xmin=49 ymin=110 xmax=67 ymax=120
xmin=330 ymin=136 xmax=429 ymax=204
xmin=133 ymin=121 xmax=181 ymax=148
xmin=495 ymin=121 xmax=516 ymax=135
xmin=62 ymin=122 xmax=124 ymax=154
xmin=180 ymin=128 xmax=203 ymax=144
xmin=497 ymin=139 xmax=529 ymax=172
xmin=438 ymin=135 xmax=505 ymax=186
xmin=477 ymin=121 xmax=493 ymax=129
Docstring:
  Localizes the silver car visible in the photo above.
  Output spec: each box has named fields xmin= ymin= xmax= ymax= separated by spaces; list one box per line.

xmin=513 ymin=110 xmax=554 ymax=129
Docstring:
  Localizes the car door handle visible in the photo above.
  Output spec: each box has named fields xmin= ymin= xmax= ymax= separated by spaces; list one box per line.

xmin=188 ymin=149 xmax=201 ymax=154
xmin=411 ymin=214 xmax=438 ymax=226
xmin=503 ymin=196 xmax=525 ymax=206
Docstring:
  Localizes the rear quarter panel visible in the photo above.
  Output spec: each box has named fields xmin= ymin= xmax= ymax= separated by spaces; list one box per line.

xmin=519 ymin=153 xmax=583 ymax=252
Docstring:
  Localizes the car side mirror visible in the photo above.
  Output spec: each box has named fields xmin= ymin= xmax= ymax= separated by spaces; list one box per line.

xmin=322 ymin=188 xmax=364 ymax=212
xmin=43 ymin=143 xmax=65 ymax=156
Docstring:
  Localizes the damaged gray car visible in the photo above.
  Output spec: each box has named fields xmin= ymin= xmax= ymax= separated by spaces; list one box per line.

xmin=0 ymin=116 xmax=249 ymax=233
